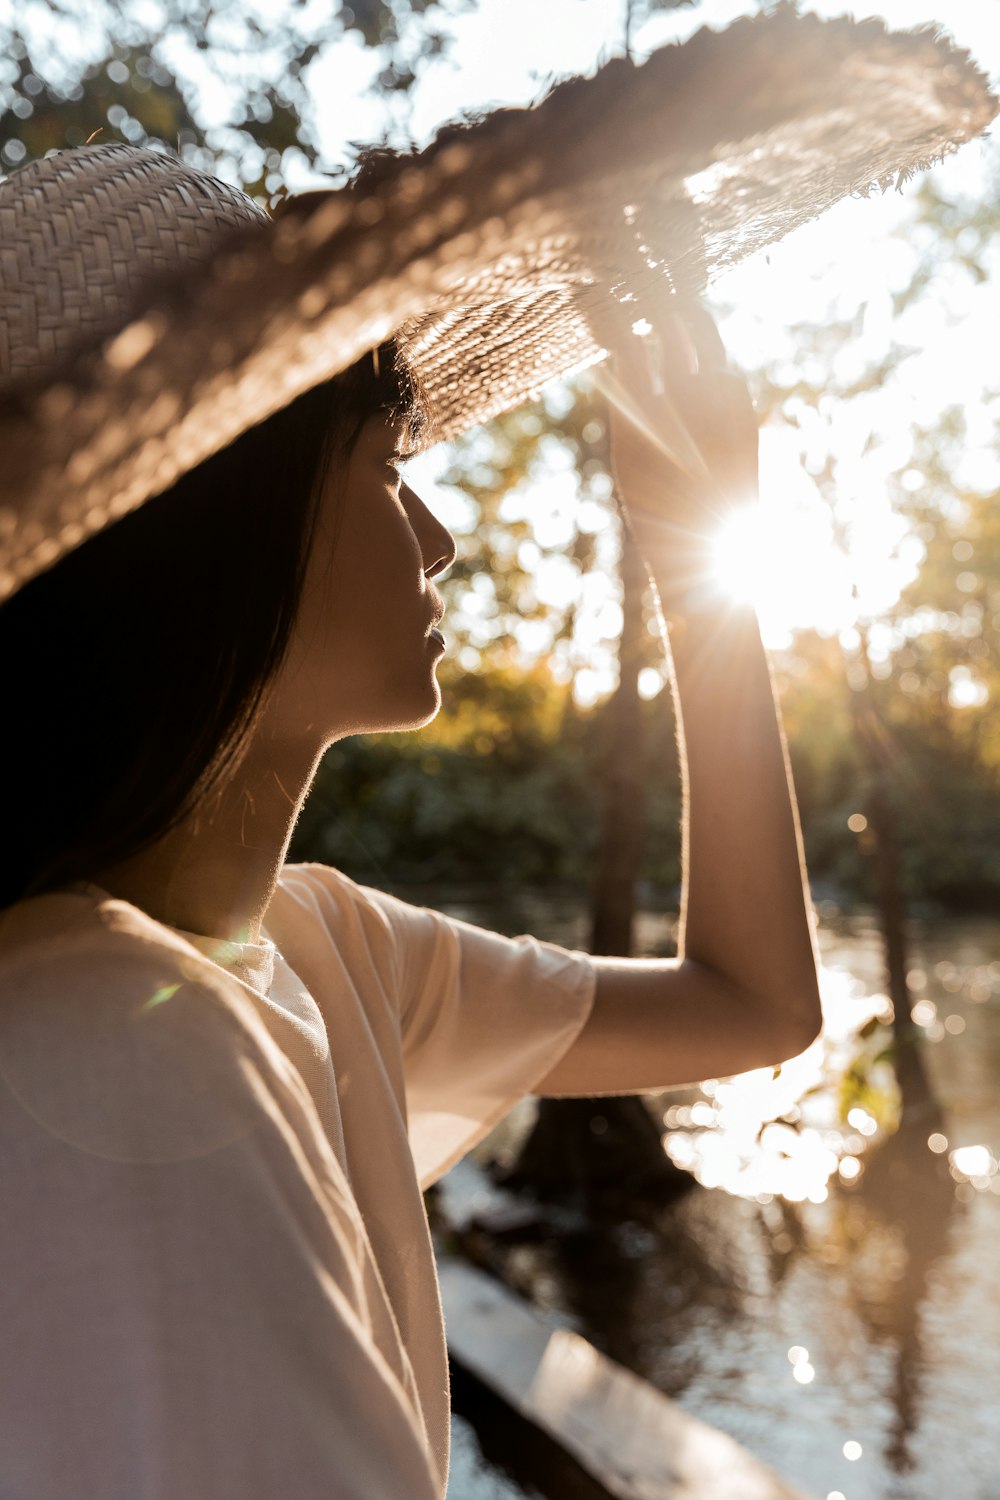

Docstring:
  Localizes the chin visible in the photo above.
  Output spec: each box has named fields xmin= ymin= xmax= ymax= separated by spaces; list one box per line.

xmin=370 ymin=676 xmax=443 ymax=735
xmin=401 ymin=687 xmax=443 ymax=733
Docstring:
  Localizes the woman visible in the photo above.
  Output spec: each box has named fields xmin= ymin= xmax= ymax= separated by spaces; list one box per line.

xmin=0 ymin=144 xmax=821 ymax=1498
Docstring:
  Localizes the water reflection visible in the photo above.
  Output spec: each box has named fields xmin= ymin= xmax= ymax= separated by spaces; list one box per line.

xmin=430 ymin=897 xmax=1000 ymax=1500
xmin=852 ymin=1121 xmax=957 ymax=1479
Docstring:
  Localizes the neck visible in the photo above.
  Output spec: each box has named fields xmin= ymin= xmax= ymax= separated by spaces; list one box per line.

xmin=89 ymin=732 xmax=326 ymax=944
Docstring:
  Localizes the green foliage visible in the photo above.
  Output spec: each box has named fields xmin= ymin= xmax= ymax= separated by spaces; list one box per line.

xmin=746 ymin=154 xmax=1000 ymax=912
xmin=346 ymin=0 xmax=474 ymax=98
xmin=5 ymin=0 xmax=998 ymax=916
xmin=291 ymin=663 xmax=596 ymax=887
xmin=837 ymin=1031 xmax=900 ymax=1133
xmin=778 ymin=631 xmax=1000 ymax=909
xmin=0 ymin=38 xmax=203 ymax=168
xmin=0 ymin=0 xmax=471 ymax=190
xmin=290 ymin=661 xmax=682 ymax=895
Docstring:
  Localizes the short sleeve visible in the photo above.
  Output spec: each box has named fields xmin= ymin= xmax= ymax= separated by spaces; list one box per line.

xmin=344 ymin=880 xmax=597 ymax=1189
xmin=0 ymin=914 xmax=440 ymax=1500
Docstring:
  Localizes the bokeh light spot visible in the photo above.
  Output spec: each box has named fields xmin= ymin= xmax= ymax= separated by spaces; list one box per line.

xmin=950 ymin=1144 xmax=994 ymax=1179
xmin=846 ymin=1107 xmax=877 ymax=1137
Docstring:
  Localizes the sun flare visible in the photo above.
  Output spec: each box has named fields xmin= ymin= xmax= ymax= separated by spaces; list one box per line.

xmin=708 ymin=429 xmax=924 ymax=648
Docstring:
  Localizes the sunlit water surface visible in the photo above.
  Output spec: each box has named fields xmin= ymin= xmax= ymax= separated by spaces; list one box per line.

xmin=425 ymin=895 xmax=999 ymax=1500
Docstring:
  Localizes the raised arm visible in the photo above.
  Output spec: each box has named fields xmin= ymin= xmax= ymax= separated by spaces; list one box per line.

xmin=538 ymin=307 xmax=822 ymax=1095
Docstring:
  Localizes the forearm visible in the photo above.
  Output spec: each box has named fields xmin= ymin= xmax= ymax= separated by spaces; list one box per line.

xmin=569 ymin=304 xmax=824 ymax=1083
xmin=534 ymin=556 xmax=822 ymax=1098
xmin=652 ymin=563 xmax=822 ymax=1044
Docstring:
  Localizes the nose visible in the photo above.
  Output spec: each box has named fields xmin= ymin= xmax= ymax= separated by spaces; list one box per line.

xmin=401 ymin=483 xmax=457 ymax=579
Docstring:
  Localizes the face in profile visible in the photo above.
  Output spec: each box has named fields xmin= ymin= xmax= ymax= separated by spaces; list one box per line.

xmin=260 ymin=412 xmax=457 ymax=749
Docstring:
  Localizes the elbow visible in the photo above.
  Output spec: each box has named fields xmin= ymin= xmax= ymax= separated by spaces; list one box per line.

xmin=767 ymin=984 xmax=824 ymax=1065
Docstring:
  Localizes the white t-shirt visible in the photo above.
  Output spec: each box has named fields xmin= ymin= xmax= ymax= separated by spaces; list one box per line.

xmin=0 ymin=862 xmax=595 ymax=1499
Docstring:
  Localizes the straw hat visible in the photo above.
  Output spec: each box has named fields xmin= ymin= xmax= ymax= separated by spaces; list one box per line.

xmin=0 ymin=5 xmax=994 ymax=603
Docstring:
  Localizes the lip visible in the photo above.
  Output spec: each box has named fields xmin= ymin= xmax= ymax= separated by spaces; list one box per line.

xmin=428 ymin=627 xmax=446 ymax=650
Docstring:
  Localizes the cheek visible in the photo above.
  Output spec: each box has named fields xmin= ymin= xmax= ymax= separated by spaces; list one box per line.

xmin=288 ymin=484 xmax=429 ymax=687
xmin=337 ymin=508 xmax=426 ymax=625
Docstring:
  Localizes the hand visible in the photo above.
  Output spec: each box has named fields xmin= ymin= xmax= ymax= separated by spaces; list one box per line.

xmin=594 ymin=302 xmax=759 ymax=592
xmin=540 ymin=308 xmax=822 ymax=1099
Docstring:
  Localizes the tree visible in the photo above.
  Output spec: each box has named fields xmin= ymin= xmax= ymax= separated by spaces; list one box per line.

xmin=622 ymin=0 xmax=697 ymax=58
xmin=0 ymin=0 xmax=473 ymax=192
xmin=743 ymin=151 xmax=1000 ymax=1142
xmin=589 ymin=517 xmax=648 ymax=957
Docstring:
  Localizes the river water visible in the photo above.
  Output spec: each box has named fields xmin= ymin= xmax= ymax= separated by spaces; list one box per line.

xmin=428 ymin=895 xmax=1000 ymax=1500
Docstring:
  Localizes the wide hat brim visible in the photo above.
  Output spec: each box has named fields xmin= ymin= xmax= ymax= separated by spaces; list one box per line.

xmin=0 ymin=4 xmax=995 ymax=602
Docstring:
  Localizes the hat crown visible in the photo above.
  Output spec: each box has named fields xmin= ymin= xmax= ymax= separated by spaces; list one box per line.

xmin=0 ymin=143 xmax=267 ymax=388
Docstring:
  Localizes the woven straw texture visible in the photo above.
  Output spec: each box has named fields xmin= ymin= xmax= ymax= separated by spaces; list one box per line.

xmin=0 ymin=148 xmax=267 ymax=386
xmin=0 ymin=5 xmax=995 ymax=602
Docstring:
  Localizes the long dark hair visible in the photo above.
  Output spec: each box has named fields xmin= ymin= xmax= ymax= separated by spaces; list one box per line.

xmin=0 ymin=341 xmax=425 ymax=911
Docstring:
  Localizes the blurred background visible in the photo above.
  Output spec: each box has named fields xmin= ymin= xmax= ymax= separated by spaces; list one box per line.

xmin=3 ymin=2 xmax=998 ymax=1496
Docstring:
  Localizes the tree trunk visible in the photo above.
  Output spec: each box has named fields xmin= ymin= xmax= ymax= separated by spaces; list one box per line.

xmin=504 ymin=517 xmax=690 ymax=1214
xmin=590 ymin=520 xmax=647 ymax=956
xmin=849 ymin=630 xmax=941 ymax=1131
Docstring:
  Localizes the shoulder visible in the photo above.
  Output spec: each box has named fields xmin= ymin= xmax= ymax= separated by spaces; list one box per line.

xmin=275 ymin=861 xmax=397 ymax=942
xmin=0 ymin=890 xmax=299 ymax=1165
xmin=277 ymin=861 xmax=449 ymax=944
xmin=273 ymin=862 xmax=439 ymax=984
xmin=0 ymin=885 xmax=265 ymax=1031
xmin=272 ymin=864 xmax=457 ymax=1029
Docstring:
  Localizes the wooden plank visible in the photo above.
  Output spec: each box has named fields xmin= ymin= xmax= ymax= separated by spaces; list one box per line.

xmin=440 ymin=1257 xmax=814 ymax=1500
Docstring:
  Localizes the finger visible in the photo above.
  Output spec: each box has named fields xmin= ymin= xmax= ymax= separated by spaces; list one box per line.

xmin=685 ymin=369 xmax=760 ymax=498
xmin=655 ymin=312 xmax=698 ymax=384
xmin=587 ymin=297 xmax=695 ymax=386
xmin=597 ymin=361 xmax=714 ymax=484
xmin=680 ymin=303 xmax=728 ymax=374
